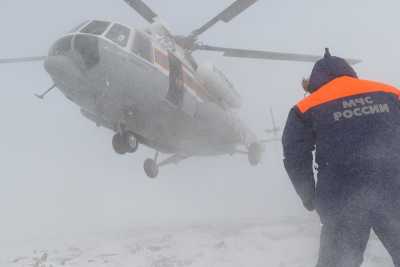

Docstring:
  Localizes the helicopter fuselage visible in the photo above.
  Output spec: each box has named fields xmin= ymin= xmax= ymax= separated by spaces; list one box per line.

xmin=44 ymin=20 xmax=257 ymax=156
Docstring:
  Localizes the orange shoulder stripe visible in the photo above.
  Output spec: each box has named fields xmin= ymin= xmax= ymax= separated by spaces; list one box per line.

xmin=297 ymin=77 xmax=400 ymax=113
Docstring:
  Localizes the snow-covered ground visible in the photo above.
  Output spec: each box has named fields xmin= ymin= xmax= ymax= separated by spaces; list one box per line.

xmin=1 ymin=217 xmax=392 ymax=267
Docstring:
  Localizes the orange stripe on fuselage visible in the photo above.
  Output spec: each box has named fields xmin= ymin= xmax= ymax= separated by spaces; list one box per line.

xmin=154 ymin=48 xmax=212 ymax=102
xmin=154 ymin=49 xmax=169 ymax=71
xmin=297 ymin=76 xmax=400 ymax=113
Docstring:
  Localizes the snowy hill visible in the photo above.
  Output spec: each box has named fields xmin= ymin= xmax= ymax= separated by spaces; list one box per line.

xmin=1 ymin=217 xmax=392 ymax=267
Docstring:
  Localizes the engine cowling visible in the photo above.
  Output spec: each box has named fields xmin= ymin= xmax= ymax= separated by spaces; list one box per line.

xmin=196 ymin=63 xmax=242 ymax=109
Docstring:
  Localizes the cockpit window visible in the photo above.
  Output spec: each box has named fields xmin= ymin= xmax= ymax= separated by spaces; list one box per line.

xmin=50 ymin=36 xmax=73 ymax=56
xmin=74 ymin=35 xmax=100 ymax=70
xmin=68 ymin=21 xmax=89 ymax=33
xmin=105 ymin=24 xmax=130 ymax=47
xmin=81 ymin=20 xmax=110 ymax=35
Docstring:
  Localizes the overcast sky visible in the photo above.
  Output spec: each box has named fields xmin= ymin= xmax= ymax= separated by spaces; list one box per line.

xmin=1 ymin=0 xmax=400 ymax=244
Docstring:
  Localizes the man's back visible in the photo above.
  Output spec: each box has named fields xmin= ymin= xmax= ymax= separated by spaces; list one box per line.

xmin=282 ymin=49 xmax=400 ymax=267
xmin=285 ymin=76 xmax=400 ymax=217
xmin=297 ymin=76 xmax=400 ymax=167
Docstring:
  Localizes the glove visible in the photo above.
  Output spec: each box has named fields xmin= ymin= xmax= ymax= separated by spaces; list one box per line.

xmin=302 ymin=78 xmax=310 ymax=93
xmin=303 ymin=198 xmax=315 ymax=212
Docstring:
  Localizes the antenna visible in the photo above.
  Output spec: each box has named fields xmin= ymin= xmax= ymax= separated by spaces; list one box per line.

xmin=34 ymin=84 xmax=56 ymax=100
xmin=265 ymin=108 xmax=280 ymax=137
xmin=324 ymin=48 xmax=331 ymax=58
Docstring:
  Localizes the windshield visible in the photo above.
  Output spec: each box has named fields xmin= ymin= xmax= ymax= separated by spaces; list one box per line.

xmin=68 ymin=21 xmax=89 ymax=33
xmin=81 ymin=20 xmax=111 ymax=35
xmin=105 ymin=24 xmax=130 ymax=47
xmin=49 ymin=36 xmax=73 ymax=56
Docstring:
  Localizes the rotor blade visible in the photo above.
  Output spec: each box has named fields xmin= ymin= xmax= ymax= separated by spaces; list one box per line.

xmin=260 ymin=138 xmax=281 ymax=144
xmin=196 ymin=45 xmax=361 ymax=65
xmin=0 ymin=56 xmax=46 ymax=64
xmin=123 ymin=0 xmax=158 ymax=23
xmin=191 ymin=0 xmax=258 ymax=38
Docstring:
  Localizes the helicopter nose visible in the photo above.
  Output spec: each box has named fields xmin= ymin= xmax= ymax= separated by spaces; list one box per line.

xmin=44 ymin=55 xmax=81 ymax=80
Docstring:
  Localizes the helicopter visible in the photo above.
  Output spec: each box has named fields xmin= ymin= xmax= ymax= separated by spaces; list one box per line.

xmin=0 ymin=0 xmax=360 ymax=178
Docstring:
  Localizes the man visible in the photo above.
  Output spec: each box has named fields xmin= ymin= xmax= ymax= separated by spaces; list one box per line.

xmin=282 ymin=48 xmax=400 ymax=267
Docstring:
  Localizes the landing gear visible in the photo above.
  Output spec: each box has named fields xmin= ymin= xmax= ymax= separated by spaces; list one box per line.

xmin=144 ymin=158 xmax=159 ymax=179
xmin=112 ymin=132 xmax=139 ymax=155
xmin=248 ymin=143 xmax=263 ymax=166
xmin=144 ymin=151 xmax=160 ymax=179
xmin=143 ymin=152 xmax=188 ymax=179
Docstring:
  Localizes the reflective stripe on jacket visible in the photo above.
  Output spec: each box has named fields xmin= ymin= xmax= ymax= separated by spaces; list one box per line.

xmin=282 ymin=76 xmax=400 ymax=214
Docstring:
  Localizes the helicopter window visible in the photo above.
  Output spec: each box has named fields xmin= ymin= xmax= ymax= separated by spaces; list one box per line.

xmin=50 ymin=35 xmax=73 ymax=56
xmin=74 ymin=35 xmax=100 ymax=70
xmin=81 ymin=20 xmax=110 ymax=35
xmin=68 ymin=21 xmax=89 ymax=33
xmin=105 ymin=24 xmax=130 ymax=47
xmin=132 ymin=31 xmax=153 ymax=63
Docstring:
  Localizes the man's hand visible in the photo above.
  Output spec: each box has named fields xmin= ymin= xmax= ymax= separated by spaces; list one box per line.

xmin=303 ymin=198 xmax=315 ymax=212
xmin=302 ymin=78 xmax=310 ymax=93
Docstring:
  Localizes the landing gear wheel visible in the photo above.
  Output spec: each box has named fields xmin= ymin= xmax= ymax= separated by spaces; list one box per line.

xmin=144 ymin=159 xmax=159 ymax=179
xmin=112 ymin=133 xmax=128 ymax=155
xmin=126 ymin=132 xmax=139 ymax=153
xmin=112 ymin=132 xmax=139 ymax=155
xmin=248 ymin=143 xmax=263 ymax=166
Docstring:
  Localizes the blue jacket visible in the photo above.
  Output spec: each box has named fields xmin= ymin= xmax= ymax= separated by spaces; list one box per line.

xmin=282 ymin=57 xmax=400 ymax=218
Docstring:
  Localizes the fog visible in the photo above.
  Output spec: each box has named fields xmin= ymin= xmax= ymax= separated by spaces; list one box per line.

xmin=1 ymin=0 xmax=400 ymax=259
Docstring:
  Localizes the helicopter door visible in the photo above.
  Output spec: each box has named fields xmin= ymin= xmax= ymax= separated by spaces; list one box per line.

xmin=166 ymin=53 xmax=184 ymax=108
xmin=132 ymin=31 xmax=153 ymax=63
